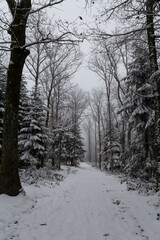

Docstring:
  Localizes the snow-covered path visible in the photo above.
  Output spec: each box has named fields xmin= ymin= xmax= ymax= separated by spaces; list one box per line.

xmin=0 ymin=162 xmax=160 ymax=240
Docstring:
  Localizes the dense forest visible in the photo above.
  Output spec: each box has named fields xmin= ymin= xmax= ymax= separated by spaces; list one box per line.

xmin=0 ymin=0 xmax=160 ymax=196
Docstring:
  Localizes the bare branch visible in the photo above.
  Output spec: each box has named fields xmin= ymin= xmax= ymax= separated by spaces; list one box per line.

xmin=22 ymin=33 xmax=82 ymax=49
xmin=29 ymin=0 xmax=64 ymax=15
xmin=90 ymin=26 xmax=149 ymax=40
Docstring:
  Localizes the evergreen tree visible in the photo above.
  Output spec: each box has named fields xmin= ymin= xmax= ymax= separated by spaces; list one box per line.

xmin=68 ymin=123 xmax=85 ymax=166
xmin=18 ymin=88 xmax=48 ymax=167
xmin=18 ymin=79 xmax=30 ymax=167
xmin=122 ymin=44 xmax=155 ymax=179
xmin=19 ymin=78 xmax=30 ymax=131
xmin=52 ymin=123 xmax=85 ymax=168
xmin=102 ymin=127 xmax=121 ymax=171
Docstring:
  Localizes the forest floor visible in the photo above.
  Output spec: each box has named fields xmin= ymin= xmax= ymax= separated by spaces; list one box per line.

xmin=0 ymin=162 xmax=160 ymax=240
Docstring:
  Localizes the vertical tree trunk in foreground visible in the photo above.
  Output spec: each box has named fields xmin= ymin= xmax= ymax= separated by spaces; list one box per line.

xmin=0 ymin=0 xmax=31 ymax=196
xmin=146 ymin=0 xmax=160 ymax=191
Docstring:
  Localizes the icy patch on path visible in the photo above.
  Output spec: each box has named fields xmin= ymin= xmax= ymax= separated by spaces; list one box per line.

xmin=0 ymin=162 xmax=160 ymax=240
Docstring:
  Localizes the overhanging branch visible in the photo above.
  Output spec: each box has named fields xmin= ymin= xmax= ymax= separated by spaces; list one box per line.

xmin=29 ymin=0 xmax=64 ymax=15
xmin=21 ymin=33 xmax=83 ymax=49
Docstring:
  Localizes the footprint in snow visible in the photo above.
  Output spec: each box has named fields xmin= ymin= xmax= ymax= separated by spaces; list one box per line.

xmin=103 ymin=233 xmax=109 ymax=237
xmin=112 ymin=199 xmax=121 ymax=205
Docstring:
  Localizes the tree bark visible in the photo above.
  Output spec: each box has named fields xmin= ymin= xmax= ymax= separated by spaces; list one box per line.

xmin=146 ymin=0 xmax=160 ymax=191
xmin=146 ymin=0 xmax=158 ymax=73
xmin=94 ymin=121 xmax=98 ymax=167
xmin=0 ymin=0 xmax=31 ymax=196
xmin=98 ymin=112 xmax=102 ymax=169
xmin=121 ymin=115 xmax=126 ymax=170
xmin=88 ymin=124 xmax=92 ymax=163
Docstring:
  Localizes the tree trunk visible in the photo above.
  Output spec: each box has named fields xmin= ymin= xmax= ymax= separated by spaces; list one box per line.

xmin=98 ymin=113 xmax=102 ymax=169
xmin=46 ymin=95 xmax=51 ymax=128
xmin=0 ymin=0 xmax=31 ymax=196
xmin=127 ymin=122 xmax=132 ymax=163
xmin=146 ymin=0 xmax=160 ymax=191
xmin=58 ymin=137 xmax=62 ymax=170
xmin=87 ymin=119 xmax=92 ymax=163
xmin=146 ymin=0 xmax=158 ymax=73
xmin=121 ymin=115 xmax=126 ymax=170
xmin=94 ymin=121 xmax=98 ymax=167
xmin=106 ymin=82 xmax=113 ymax=172
xmin=88 ymin=128 xmax=91 ymax=163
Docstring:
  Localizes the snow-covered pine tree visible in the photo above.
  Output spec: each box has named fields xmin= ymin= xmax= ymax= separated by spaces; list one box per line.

xmin=18 ymin=78 xmax=30 ymax=167
xmin=67 ymin=123 xmax=85 ymax=166
xmin=18 ymin=87 xmax=48 ymax=167
xmin=51 ymin=123 xmax=85 ymax=168
xmin=62 ymin=129 xmax=75 ymax=165
xmin=0 ymin=65 xmax=6 ymax=164
xmin=122 ymin=44 xmax=155 ymax=179
xmin=102 ymin=126 xmax=121 ymax=171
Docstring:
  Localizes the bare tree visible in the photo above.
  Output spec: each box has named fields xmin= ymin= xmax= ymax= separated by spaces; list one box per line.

xmin=25 ymin=11 xmax=50 ymax=95
xmin=83 ymin=118 xmax=94 ymax=163
xmin=66 ymin=86 xmax=88 ymax=166
xmin=40 ymin=44 xmax=82 ymax=128
xmin=89 ymin=89 xmax=105 ymax=169
xmin=89 ymin=44 xmax=122 ymax=171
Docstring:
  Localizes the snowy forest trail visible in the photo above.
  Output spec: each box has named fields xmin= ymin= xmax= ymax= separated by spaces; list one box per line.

xmin=0 ymin=163 xmax=160 ymax=240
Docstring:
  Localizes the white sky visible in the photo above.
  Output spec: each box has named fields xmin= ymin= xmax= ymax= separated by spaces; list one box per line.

xmin=0 ymin=0 xmax=106 ymax=91
xmin=52 ymin=0 xmax=104 ymax=91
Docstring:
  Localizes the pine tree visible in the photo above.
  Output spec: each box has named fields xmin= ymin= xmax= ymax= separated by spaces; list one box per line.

xmin=18 ymin=88 xmax=48 ymax=167
xmin=52 ymin=123 xmax=85 ymax=168
xmin=19 ymin=78 xmax=30 ymax=130
xmin=68 ymin=123 xmax=85 ymax=166
xmin=18 ymin=78 xmax=30 ymax=167
xmin=102 ymin=127 xmax=121 ymax=171
xmin=122 ymin=44 xmax=155 ymax=179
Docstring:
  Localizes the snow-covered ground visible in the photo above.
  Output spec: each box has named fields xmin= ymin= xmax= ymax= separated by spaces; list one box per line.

xmin=0 ymin=162 xmax=160 ymax=240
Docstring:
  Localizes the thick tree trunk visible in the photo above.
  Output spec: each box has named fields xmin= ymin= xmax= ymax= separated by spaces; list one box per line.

xmin=0 ymin=49 xmax=29 ymax=195
xmin=146 ymin=0 xmax=158 ymax=73
xmin=0 ymin=0 xmax=31 ymax=196
xmin=146 ymin=0 xmax=160 ymax=191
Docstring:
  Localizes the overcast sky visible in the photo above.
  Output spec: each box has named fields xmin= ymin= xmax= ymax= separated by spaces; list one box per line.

xmin=52 ymin=0 xmax=104 ymax=91
xmin=1 ymin=0 xmax=104 ymax=91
